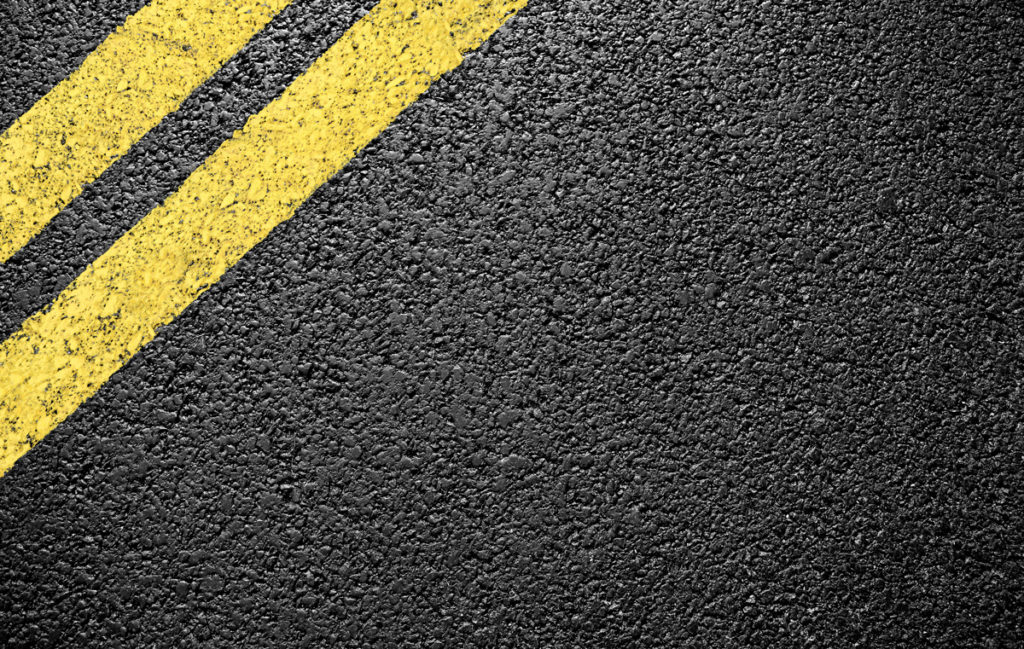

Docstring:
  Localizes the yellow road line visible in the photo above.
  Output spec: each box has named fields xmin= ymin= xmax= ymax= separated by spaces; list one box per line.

xmin=0 ymin=0 xmax=527 ymax=476
xmin=0 ymin=0 xmax=293 ymax=263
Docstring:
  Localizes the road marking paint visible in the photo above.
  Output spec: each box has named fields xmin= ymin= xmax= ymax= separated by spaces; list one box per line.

xmin=0 ymin=0 xmax=527 ymax=476
xmin=0 ymin=0 xmax=293 ymax=263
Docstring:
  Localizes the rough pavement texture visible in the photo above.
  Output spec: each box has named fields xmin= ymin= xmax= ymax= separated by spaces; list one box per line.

xmin=2 ymin=1 xmax=1023 ymax=647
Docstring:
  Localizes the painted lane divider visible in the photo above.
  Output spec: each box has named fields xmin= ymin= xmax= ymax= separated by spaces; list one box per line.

xmin=0 ymin=0 xmax=294 ymax=263
xmin=0 ymin=0 xmax=528 ymax=476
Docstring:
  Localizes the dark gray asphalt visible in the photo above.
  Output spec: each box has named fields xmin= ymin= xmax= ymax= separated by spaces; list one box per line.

xmin=2 ymin=1 xmax=1023 ymax=646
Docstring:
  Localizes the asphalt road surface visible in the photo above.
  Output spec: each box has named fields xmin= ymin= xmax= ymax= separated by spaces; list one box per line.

xmin=1 ymin=1 xmax=1023 ymax=646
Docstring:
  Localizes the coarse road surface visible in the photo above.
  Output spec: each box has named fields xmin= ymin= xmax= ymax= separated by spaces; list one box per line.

xmin=1 ymin=0 xmax=1022 ymax=646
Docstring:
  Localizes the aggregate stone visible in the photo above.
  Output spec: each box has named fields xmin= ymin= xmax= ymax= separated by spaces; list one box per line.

xmin=1 ymin=1 xmax=1023 ymax=647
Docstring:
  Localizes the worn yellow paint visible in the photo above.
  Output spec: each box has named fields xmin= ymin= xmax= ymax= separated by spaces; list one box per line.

xmin=0 ymin=0 xmax=527 ymax=475
xmin=0 ymin=0 xmax=293 ymax=263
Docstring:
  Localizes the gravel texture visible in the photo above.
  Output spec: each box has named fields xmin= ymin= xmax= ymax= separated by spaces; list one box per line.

xmin=1 ymin=1 xmax=1023 ymax=647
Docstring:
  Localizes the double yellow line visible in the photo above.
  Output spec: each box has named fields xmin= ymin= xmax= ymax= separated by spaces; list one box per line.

xmin=0 ymin=0 xmax=527 ymax=475
xmin=0 ymin=0 xmax=294 ymax=263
